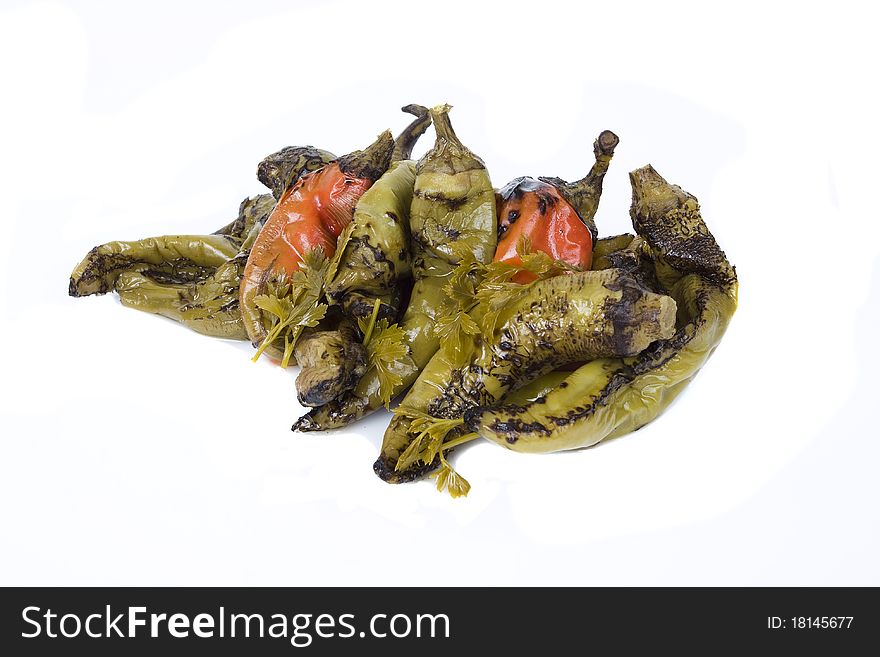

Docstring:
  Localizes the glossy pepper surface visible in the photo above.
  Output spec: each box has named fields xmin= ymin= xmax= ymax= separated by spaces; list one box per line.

xmin=470 ymin=165 xmax=738 ymax=452
xmin=376 ymin=268 xmax=677 ymax=483
xmin=493 ymin=130 xmax=618 ymax=282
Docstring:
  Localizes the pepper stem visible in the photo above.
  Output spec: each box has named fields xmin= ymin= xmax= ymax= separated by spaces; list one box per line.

xmin=421 ymin=104 xmax=486 ymax=174
xmin=429 ymin=103 xmax=459 ymax=146
xmin=391 ymin=105 xmax=432 ymax=162
xmin=540 ymin=129 xmax=619 ymax=245
xmin=337 ymin=130 xmax=394 ymax=182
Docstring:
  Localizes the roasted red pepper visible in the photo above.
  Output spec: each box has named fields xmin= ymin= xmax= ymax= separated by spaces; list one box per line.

xmin=240 ymin=131 xmax=394 ymax=347
xmin=493 ymin=130 xmax=618 ymax=282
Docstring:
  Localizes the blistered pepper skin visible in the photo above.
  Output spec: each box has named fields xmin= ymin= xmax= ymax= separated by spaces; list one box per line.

xmin=373 ymin=269 xmax=677 ymax=482
xmin=69 ymin=234 xmax=241 ymax=298
xmin=293 ymin=323 xmax=368 ymax=407
xmin=493 ymin=130 xmax=619 ymax=282
xmin=470 ymin=165 xmax=738 ymax=452
xmin=493 ymin=178 xmax=594 ymax=281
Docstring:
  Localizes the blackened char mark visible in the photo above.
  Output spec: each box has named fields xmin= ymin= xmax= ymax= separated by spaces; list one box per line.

xmin=373 ymin=454 xmax=440 ymax=483
xmin=414 ymin=189 xmax=469 ymax=210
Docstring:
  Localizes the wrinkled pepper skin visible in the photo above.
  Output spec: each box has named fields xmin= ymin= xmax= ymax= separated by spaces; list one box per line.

xmin=69 ymin=146 xmax=336 ymax=339
xmin=256 ymin=146 xmax=338 ymax=202
xmin=68 ymin=198 xmax=269 ymax=339
xmin=374 ymin=269 xmax=677 ymax=482
xmin=394 ymin=103 xmax=498 ymax=361
xmin=294 ymin=104 xmax=496 ymax=432
xmin=493 ymin=179 xmax=595 ymax=281
xmin=493 ymin=130 xmax=619 ymax=282
xmin=469 ymin=164 xmax=737 ymax=452
xmin=324 ymin=161 xmax=418 ymax=320
xmin=540 ymin=129 xmax=619 ymax=245
xmin=113 ymin=223 xmax=261 ymax=340
xmin=239 ymin=132 xmax=394 ymax=353
xmin=293 ymin=323 xmax=367 ymax=407
xmin=69 ymin=233 xmax=241 ymax=298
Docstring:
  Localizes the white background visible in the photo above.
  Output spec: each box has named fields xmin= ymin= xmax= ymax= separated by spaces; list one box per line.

xmin=1 ymin=0 xmax=877 ymax=585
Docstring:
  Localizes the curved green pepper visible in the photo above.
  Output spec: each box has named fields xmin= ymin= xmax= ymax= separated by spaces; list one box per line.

xmin=469 ymin=164 xmax=737 ymax=452
xmin=294 ymin=104 xmax=496 ymax=431
xmin=374 ymin=269 xmax=677 ymax=482
xmin=69 ymin=232 xmax=243 ymax=298
xmin=69 ymin=147 xmax=336 ymax=339
xmin=111 ymin=216 xmax=275 ymax=340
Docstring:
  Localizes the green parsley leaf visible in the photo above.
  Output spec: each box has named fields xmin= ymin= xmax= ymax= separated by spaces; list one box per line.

xmin=251 ymin=248 xmax=329 ymax=366
xmin=434 ymin=452 xmax=471 ymax=498
xmin=359 ymin=298 xmax=412 ymax=408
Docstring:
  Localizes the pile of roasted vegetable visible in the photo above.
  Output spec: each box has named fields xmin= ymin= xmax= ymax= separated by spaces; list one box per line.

xmin=70 ymin=104 xmax=738 ymax=497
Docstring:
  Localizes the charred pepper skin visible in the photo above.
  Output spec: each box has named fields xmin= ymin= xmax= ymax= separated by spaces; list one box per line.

xmin=539 ymin=129 xmax=619 ymax=246
xmin=493 ymin=130 xmax=618 ymax=283
xmin=69 ymin=193 xmax=283 ymax=297
xmin=409 ymin=105 xmax=497 ymax=273
xmin=239 ymin=132 xmax=394 ymax=355
xmin=293 ymin=323 xmax=368 ymax=407
xmin=294 ymin=105 xmax=497 ymax=432
xmin=390 ymin=104 xmax=432 ymax=163
xmin=69 ymin=234 xmax=241 ymax=298
xmin=69 ymin=147 xmax=336 ymax=339
xmin=374 ymin=269 xmax=677 ymax=482
xmin=469 ymin=165 xmax=738 ymax=452
xmin=112 ymin=220 xmax=264 ymax=340
xmin=255 ymin=146 xmax=338 ymax=202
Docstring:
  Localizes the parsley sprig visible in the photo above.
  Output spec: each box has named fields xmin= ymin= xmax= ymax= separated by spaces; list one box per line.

xmin=393 ymin=405 xmax=479 ymax=498
xmin=438 ymin=236 xmax=584 ymax=348
xmin=434 ymin=253 xmax=483 ymax=365
xmin=397 ymin=238 xmax=584 ymax=496
xmin=358 ymin=298 xmax=411 ymax=408
xmin=251 ymin=248 xmax=329 ymax=367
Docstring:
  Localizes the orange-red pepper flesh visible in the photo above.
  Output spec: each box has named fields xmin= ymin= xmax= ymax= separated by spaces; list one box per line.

xmin=239 ymin=162 xmax=374 ymax=347
xmin=493 ymin=177 xmax=593 ymax=283
xmin=243 ymin=162 xmax=370 ymax=283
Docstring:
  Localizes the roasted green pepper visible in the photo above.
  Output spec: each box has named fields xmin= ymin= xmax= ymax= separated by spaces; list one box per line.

xmin=374 ymin=268 xmax=677 ymax=483
xmin=69 ymin=233 xmax=242 ymax=298
xmin=469 ymin=164 xmax=737 ymax=452
xmin=324 ymin=105 xmax=431 ymax=320
xmin=294 ymin=104 xmax=497 ymax=431
xmin=112 ymin=220 xmax=264 ymax=340
xmin=293 ymin=322 xmax=367 ymax=407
